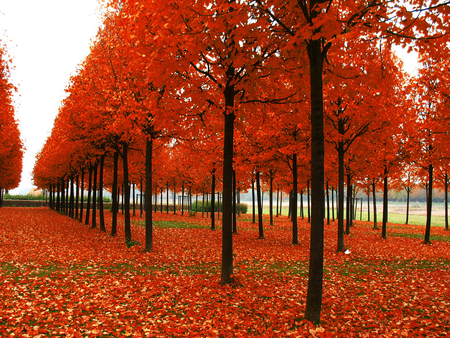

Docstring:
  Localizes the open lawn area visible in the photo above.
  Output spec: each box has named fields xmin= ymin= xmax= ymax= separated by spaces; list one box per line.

xmin=1 ymin=207 xmax=449 ymax=337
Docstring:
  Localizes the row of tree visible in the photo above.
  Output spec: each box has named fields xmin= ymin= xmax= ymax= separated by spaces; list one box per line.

xmin=0 ymin=43 xmax=23 ymax=206
xmin=31 ymin=0 xmax=449 ymax=323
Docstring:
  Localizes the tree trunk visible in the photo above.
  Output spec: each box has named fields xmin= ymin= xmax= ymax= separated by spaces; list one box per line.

xmin=252 ymin=178 xmax=256 ymax=223
xmin=292 ymin=154 xmax=298 ymax=245
xmin=445 ymin=174 xmax=448 ymax=231
xmin=99 ymin=155 xmax=105 ymax=232
xmin=69 ymin=177 xmax=74 ymax=218
xmin=382 ymin=167 xmax=388 ymax=239
xmin=75 ymin=176 xmax=79 ymax=220
xmin=111 ymin=151 xmax=119 ymax=237
xmin=256 ymin=170 xmax=264 ymax=239
xmin=145 ymin=135 xmax=153 ymax=251
xmin=424 ymin=164 xmax=433 ymax=244
xmin=269 ymin=172 xmax=274 ymax=226
xmin=305 ymin=38 xmax=325 ymax=324
xmin=220 ymin=81 xmax=235 ymax=285
xmin=405 ymin=187 xmax=410 ymax=225
xmin=79 ymin=171 xmax=84 ymax=223
xmin=233 ymin=170 xmax=237 ymax=234
xmin=92 ymin=163 xmax=97 ymax=229
xmin=367 ymin=186 xmax=371 ymax=223
xmin=61 ymin=179 xmax=65 ymax=215
xmin=307 ymin=179 xmax=311 ymax=223
xmin=346 ymin=174 xmax=351 ymax=235
xmin=337 ymin=139 xmax=345 ymax=251
xmin=85 ymin=165 xmax=92 ymax=226
xmin=132 ymin=183 xmax=136 ymax=217
xmin=211 ymin=170 xmax=216 ymax=230
xmin=326 ymin=181 xmax=330 ymax=225
xmin=372 ymin=182 xmax=378 ymax=229
xmin=122 ymin=142 xmax=131 ymax=243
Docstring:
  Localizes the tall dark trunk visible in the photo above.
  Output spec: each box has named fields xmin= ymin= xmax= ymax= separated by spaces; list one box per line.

xmin=269 ymin=172 xmax=274 ymax=226
xmin=99 ymin=155 xmax=105 ymax=232
xmin=220 ymin=69 xmax=235 ymax=285
xmin=122 ymin=142 xmax=131 ymax=243
xmin=75 ymin=176 xmax=79 ymax=219
xmin=367 ymin=186 xmax=371 ymax=223
xmin=173 ymin=186 xmax=176 ymax=214
xmin=331 ymin=188 xmax=335 ymax=221
xmin=372 ymin=182 xmax=378 ymax=229
xmin=92 ymin=163 xmax=97 ymax=229
xmin=424 ymin=164 xmax=433 ymax=244
xmin=280 ymin=191 xmax=283 ymax=216
xmin=69 ymin=177 xmax=74 ymax=218
xmin=307 ymin=180 xmax=311 ymax=223
xmin=382 ymin=167 xmax=388 ymax=239
xmin=111 ymin=150 xmax=119 ymax=237
xmin=61 ymin=179 xmax=65 ymax=215
xmin=300 ymin=190 xmax=303 ymax=219
xmin=305 ymin=38 xmax=325 ymax=324
xmin=133 ymin=183 xmax=136 ymax=217
xmin=181 ymin=185 xmax=185 ymax=216
xmin=292 ymin=154 xmax=298 ymax=244
xmin=256 ymin=170 xmax=264 ymax=239
xmin=276 ymin=188 xmax=279 ymax=217
xmin=346 ymin=174 xmax=352 ymax=235
xmin=211 ymin=170 xmax=216 ymax=230
xmin=252 ymin=178 xmax=256 ymax=223
xmin=405 ymin=187 xmax=410 ymax=225
xmin=85 ymin=165 xmax=92 ymax=226
xmin=166 ymin=182 xmax=169 ymax=214
xmin=445 ymin=174 xmax=448 ymax=231
xmin=56 ymin=181 xmax=60 ymax=212
xmin=326 ymin=181 xmax=330 ymax=225
xmin=232 ymin=170 xmax=237 ymax=234
xmin=79 ymin=171 xmax=84 ymax=222
xmin=145 ymin=135 xmax=153 ymax=251
xmin=337 ymin=124 xmax=345 ymax=252
xmin=49 ymin=184 xmax=53 ymax=209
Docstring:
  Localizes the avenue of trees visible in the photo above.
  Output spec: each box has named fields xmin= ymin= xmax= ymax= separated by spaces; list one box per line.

xmin=31 ymin=0 xmax=450 ymax=323
xmin=0 ymin=43 xmax=23 ymax=206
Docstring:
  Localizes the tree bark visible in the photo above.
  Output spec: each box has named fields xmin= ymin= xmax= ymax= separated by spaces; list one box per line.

xmin=445 ymin=174 xmax=448 ymax=231
xmin=220 ymin=67 xmax=236 ymax=285
xmin=221 ymin=103 xmax=235 ymax=284
xmin=292 ymin=154 xmax=298 ymax=245
xmin=111 ymin=150 xmax=119 ymax=237
xmin=424 ymin=164 xmax=433 ymax=244
xmin=211 ymin=170 xmax=216 ymax=230
xmin=233 ymin=169 xmax=237 ymax=234
xmin=346 ymin=174 xmax=352 ymax=235
xmin=145 ymin=134 xmax=153 ymax=251
xmin=85 ymin=165 xmax=92 ymax=226
xmin=256 ymin=170 xmax=264 ymax=239
xmin=372 ymin=182 xmax=378 ymax=229
xmin=99 ymin=155 xmax=105 ymax=232
xmin=79 ymin=171 xmax=84 ymax=223
xmin=92 ymin=163 xmax=97 ymax=229
xmin=304 ymin=38 xmax=325 ymax=324
xmin=122 ymin=142 xmax=131 ymax=243
xmin=382 ymin=167 xmax=388 ymax=239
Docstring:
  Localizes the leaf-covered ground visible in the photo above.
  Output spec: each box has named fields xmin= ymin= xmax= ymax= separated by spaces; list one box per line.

xmin=1 ymin=207 xmax=449 ymax=337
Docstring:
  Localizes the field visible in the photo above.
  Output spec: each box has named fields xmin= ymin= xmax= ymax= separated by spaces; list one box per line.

xmin=1 ymin=207 xmax=449 ymax=337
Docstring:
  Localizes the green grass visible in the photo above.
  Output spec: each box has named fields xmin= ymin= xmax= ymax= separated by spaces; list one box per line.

xmin=132 ymin=220 xmax=208 ymax=229
xmin=389 ymin=232 xmax=450 ymax=242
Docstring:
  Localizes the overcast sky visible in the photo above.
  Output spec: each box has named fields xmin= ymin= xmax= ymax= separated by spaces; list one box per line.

xmin=0 ymin=0 xmax=102 ymax=194
xmin=0 ymin=1 xmax=418 ymax=195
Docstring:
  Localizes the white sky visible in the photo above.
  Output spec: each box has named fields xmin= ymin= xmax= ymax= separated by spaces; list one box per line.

xmin=0 ymin=0 xmax=102 ymax=194
xmin=0 ymin=1 xmax=418 ymax=195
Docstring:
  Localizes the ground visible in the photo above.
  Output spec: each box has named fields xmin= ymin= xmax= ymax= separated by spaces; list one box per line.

xmin=0 ymin=207 xmax=449 ymax=337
